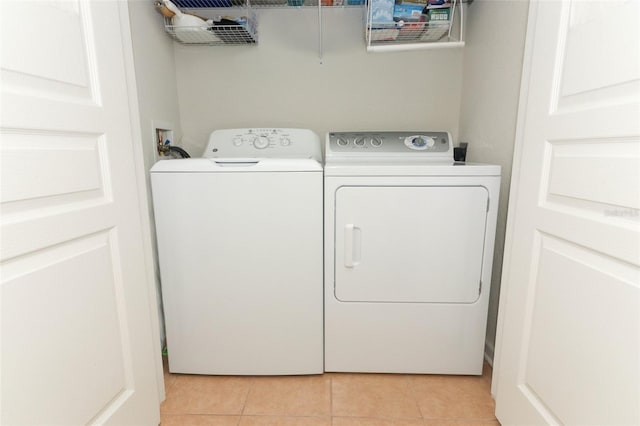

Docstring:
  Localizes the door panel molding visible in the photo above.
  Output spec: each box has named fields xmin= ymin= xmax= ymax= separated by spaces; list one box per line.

xmin=0 ymin=1 xmax=161 ymax=424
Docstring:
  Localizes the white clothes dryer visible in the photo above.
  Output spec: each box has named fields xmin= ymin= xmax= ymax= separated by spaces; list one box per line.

xmin=324 ymin=131 xmax=500 ymax=375
xmin=151 ymin=128 xmax=323 ymax=375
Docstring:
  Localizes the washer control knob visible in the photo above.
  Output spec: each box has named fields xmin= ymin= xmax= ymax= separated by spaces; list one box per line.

xmin=233 ymin=137 xmax=243 ymax=147
xmin=354 ymin=137 xmax=366 ymax=147
xmin=336 ymin=138 xmax=348 ymax=147
xmin=370 ymin=137 xmax=383 ymax=147
xmin=253 ymin=135 xmax=270 ymax=149
xmin=280 ymin=137 xmax=291 ymax=146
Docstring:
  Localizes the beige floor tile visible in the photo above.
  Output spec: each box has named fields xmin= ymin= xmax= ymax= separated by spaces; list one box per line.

xmin=239 ymin=415 xmax=331 ymax=426
xmin=410 ymin=373 xmax=495 ymax=420
xmin=332 ymin=374 xmax=421 ymax=419
xmin=333 ymin=417 xmax=425 ymax=426
xmin=480 ymin=363 xmax=493 ymax=384
xmin=423 ymin=421 xmax=500 ymax=426
xmin=161 ymin=414 xmax=240 ymax=425
xmin=244 ymin=375 xmax=331 ymax=416
xmin=163 ymin=357 xmax=177 ymax=391
xmin=161 ymin=374 xmax=252 ymax=415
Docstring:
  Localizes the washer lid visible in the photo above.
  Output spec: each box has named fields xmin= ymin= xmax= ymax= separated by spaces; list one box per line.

xmin=150 ymin=158 xmax=322 ymax=173
xmin=324 ymin=161 xmax=501 ymax=177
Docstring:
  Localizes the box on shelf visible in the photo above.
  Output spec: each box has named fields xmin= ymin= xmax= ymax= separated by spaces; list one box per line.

xmin=370 ymin=0 xmax=395 ymax=23
xmin=424 ymin=0 xmax=450 ymax=6
xmin=393 ymin=3 xmax=425 ymax=21
xmin=392 ymin=1 xmax=452 ymax=21
xmin=426 ymin=6 xmax=450 ymax=21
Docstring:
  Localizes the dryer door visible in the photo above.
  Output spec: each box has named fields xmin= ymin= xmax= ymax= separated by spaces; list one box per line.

xmin=334 ymin=186 xmax=488 ymax=303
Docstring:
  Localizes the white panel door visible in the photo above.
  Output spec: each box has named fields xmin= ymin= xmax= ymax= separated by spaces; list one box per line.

xmin=334 ymin=186 xmax=488 ymax=303
xmin=1 ymin=1 xmax=160 ymax=425
xmin=494 ymin=0 xmax=640 ymax=424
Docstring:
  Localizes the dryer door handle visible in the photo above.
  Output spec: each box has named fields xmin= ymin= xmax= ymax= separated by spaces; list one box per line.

xmin=344 ymin=224 xmax=361 ymax=268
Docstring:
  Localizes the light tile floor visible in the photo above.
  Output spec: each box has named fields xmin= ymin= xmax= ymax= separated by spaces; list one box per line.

xmin=161 ymin=359 xmax=498 ymax=426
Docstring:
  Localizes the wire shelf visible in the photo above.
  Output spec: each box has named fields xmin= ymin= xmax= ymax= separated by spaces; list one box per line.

xmin=250 ymin=0 xmax=288 ymax=5
xmin=367 ymin=20 xmax=450 ymax=42
xmin=172 ymin=0 xmax=244 ymax=6
xmin=365 ymin=0 xmax=464 ymax=52
xmin=174 ymin=0 xmax=366 ymax=8
xmin=248 ymin=0 xmax=367 ymax=7
xmin=163 ymin=16 xmax=257 ymax=45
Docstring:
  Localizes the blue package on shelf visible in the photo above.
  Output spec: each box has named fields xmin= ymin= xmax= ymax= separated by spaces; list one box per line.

xmin=393 ymin=3 xmax=425 ymax=20
xmin=172 ymin=0 xmax=235 ymax=7
xmin=370 ymin=0 xmax=394 ymax=23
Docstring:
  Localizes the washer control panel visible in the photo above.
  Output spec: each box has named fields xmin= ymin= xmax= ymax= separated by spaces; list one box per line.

xmin=327 ymin=131 xmax=452 ymax=158
xmin=204 ymin=128 xmax=321 ymax=162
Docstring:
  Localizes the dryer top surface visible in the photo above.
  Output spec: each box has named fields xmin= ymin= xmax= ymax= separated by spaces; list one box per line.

xmin=324 ymin=161 xmax=501 ymax=177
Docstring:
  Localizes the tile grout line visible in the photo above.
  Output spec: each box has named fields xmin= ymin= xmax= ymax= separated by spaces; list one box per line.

xmin=237 ymin=377 xmax=254 ymax=425
xmin=430 ymin=418 xmax=499 ymax=425
xmin=162 ymin=359 xmax=172 ymax=393
xmin=329 ymin=374 xmax=334 ymax=425
xmin=406 ymin=374 xmax=426 ymax=421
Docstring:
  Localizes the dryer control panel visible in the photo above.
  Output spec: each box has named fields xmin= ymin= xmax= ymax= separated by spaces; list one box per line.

xmin=326 ymin=131 xmax=453 ymax=161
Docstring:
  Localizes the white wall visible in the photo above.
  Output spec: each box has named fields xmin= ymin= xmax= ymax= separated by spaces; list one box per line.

xmin=129 ymin=0 xmax=183 ymax=171
xmin=173 ymin=7 xmax=464 ymax=154
xmin=459 ymin=0 xmax=529 ymax=363
xmin=128 ymin=0 xmax=183 ymax=345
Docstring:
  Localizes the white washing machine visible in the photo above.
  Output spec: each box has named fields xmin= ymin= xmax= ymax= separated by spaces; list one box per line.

xmin=150 ymin=128 xmax=323 ymax=375
xmin=324 ymin=131 xmax=500 ymax=375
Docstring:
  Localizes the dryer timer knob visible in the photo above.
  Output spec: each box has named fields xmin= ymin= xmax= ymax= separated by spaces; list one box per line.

xmin=405 ymin=135 xmax=435 ymax=150
xmin=412 ymin=137 xmax=426 ymax=147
